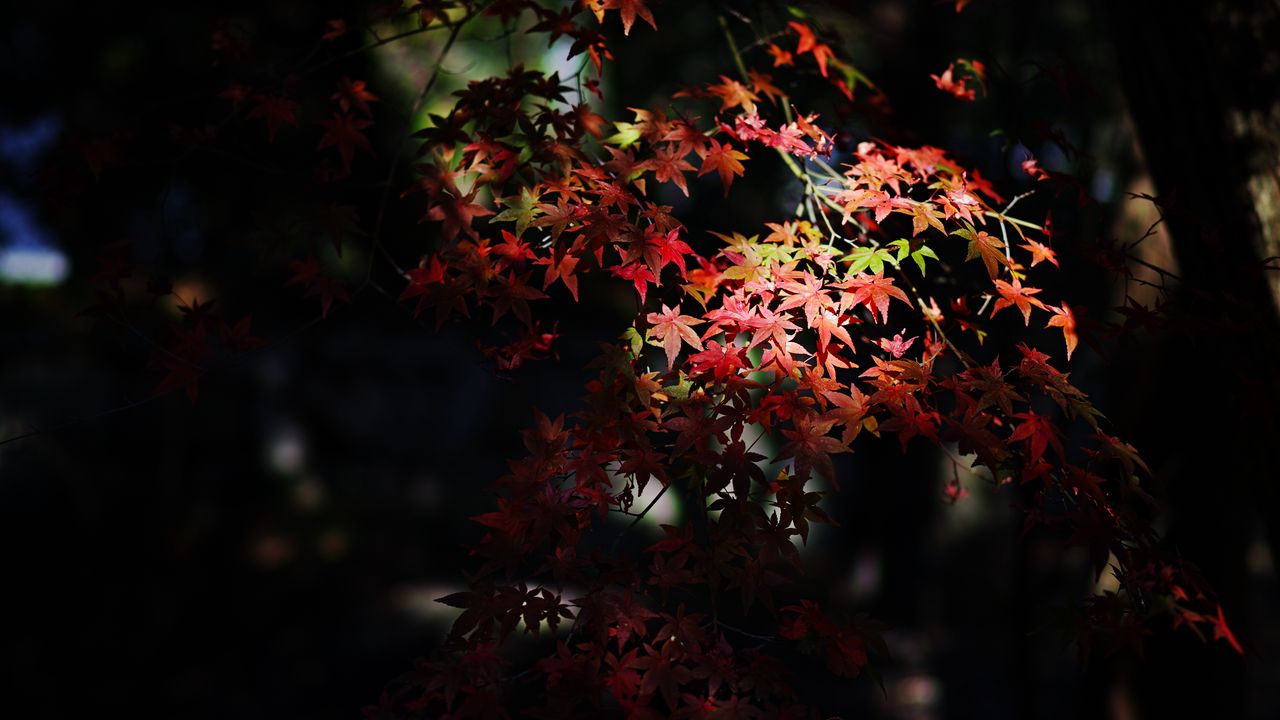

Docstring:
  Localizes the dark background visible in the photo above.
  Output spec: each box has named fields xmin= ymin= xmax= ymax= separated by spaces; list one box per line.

xmin=1 ymin=1 xmax=1277 ymax=718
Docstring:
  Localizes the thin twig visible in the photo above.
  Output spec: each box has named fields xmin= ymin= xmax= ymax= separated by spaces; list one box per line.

xmin=362 ymin=6 xmax=488 ymax=287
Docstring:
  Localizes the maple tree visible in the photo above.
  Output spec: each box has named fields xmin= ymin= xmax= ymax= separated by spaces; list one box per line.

xmin=28 ymin=0 xmax=1276 ymax=717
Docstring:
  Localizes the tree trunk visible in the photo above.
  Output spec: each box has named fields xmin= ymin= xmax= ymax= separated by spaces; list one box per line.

xmin=1100 ymin=1 xmax=1280 ymax=716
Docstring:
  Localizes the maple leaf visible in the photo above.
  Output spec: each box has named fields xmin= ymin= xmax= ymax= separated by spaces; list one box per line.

xmin=1009 ymin=411 xmax=1064 ymax=468
xmin=846 ymin=245 xmax=897 ymax=275
xmin=318 ymin=113 xmax=373 ymax=172
xmin=931 ymin=63 xmax=976 ymax=101
xmin=1020 ymin=238 xmax=1059 ymax=267
xmin=888 ymin=238 xmax=940 ymax=275
xmin=826 ymin=630 xmax=869 ymax=678
xmin=644 ymin=228 xmax=694 ymax=279
xmin=811 ymin=310 xmax=855 ymax=355
xmin=219 ymin=314 xmax=265 ymax=351
xmin=991 ymin=277 xmax=1045 ymax=325
xmin=611 ymin=261 xmax=657 ymax=304
xmin=286 ymin=255 xmax=350 ymax=318
xmin=424 ymin=187 xmax=493 ymax=243
xmin=630 ymin=642 xmax=692 ymax=710
xmin=748 ymin=69 xmax=785 ymax=105
xmin=707 ymin=76 xmax=760 ymax=113
xmin=332 ymin=76 xmax=379 ymax=117
xmin=1089 ymin=431 xmax=1151 ymax=478
xmin=1021 ymin=156 xmax=1052 ymax=181
xmin=661 ymin=120 xmax=710 ymax=159
xmin=1046 ymin=303 xmax=1078 ymax=359
xmin=646 ymin=304 xmax=703 ymax=369
xmin=957 ymin=360 xmax=1024 ymax=416
xmin=698 ymin=139 xmax=748 ymax=196
xmin=789 ymin=22 xmax=834 ymax=77
xmin=602 ymin=0 xmax=656 ymax=35
xmin=491 ymin=187 xmax=542 ymax=237
xmin=906 ymin=202 xmax=947 ymax=236
xmin=248 ymin=95 xmax=299 ymax=142
xmin=779 ymin=413 xmax=849 ymax=487
xmin=878 ymin=330 xmax=917 ymax=358
xmin=766 ymin=42 xmax=794 ymax=67
xmin=838 ymin=272 xmax=910 ymax=323
xmin=321 ymin=18 xmax=346 ymax=41
xmin=1212 ymin=605 xmax=1245 ymax=655
xmin=687 ymin=339 xmax=749 ymax=380
xmin=747 ymin=303 xmax=802 ymax=351
xmin=537 ymin=249 xmax=580 ymax=301
xmin=489 ymin=272 xmax=547 ymax=327
xmin=959 ymin=229 xmax=1008 ymax=279
xmin=776 ymin=272 xmax=829 ymax=328
xmin=642 ymin=147 xmax=695 ymax=196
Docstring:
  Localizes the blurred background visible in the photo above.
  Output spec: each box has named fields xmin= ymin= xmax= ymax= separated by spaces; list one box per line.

xmin=1 ymin=1 xmax=1277 ymax=718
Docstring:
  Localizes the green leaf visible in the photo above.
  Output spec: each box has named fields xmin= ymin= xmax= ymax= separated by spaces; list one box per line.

xmin=623 ymin=327 xmax=644 ymax=358
xmin=604 ymin=121 xmax=642 ymax=149
xmin=844 ymin=246 xmax=897 ymax=275
xmin=888 ymin=239 xmax=939 ymax=275
xmin=492 ymin=187 xmax=541 ymax=237
xmin=661 ymin=378 xmax=693 ymax=401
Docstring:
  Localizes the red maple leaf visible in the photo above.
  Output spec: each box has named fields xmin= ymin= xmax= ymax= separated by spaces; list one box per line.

xmin=1020 ymin=238 xmax=1059 ymax=266
xmin=611 ymin=261 xmax=657 ymax=304
xmin=286 ymin=255 xmax=350 ymax=318
xmin=1009 ymin=411 xmax=1064 ymax=468
xmin=321 ymin=18 xmax=347 ymax=41
xmin=698 ymin=139 xmax=749 ymax=196
xmin=642 ymin=146 xmax=695 ymax=196
xmin=1046 ymin=303 xmax=1078 ymax=359
xmin=248 ymin=95 xmax=298 ymax=142
xmin=541 ymin=248 xmax=583 ymax=298
xmin=931 ymin=63 xmax=976 ymax=101
xmin=779 ymin=413 xmax=849 ymax=487
xmin=425 ymin=188 xmax=494 ymax=243
xmin=602 ymin=0 xmax=657 ymax=35
xmin=645 ymin=228 xmax=694 ymax=279
xmin=332 ymin=76 xmax=379 ymax=117
xmin=877 ymin=330 xmax=917 ymax=358
xmin=646 ymin=303 xmax=704 ymax=369
xmin=789 ymin=22 xmax=834 ymax=77
xmin=318 ymin=113 xmax=373 ymax=172
xmin=991 ymin=277 xmax=1045 ymax=325
xmin=838 ymin=272 xmax=910 ymax=323
xmin=1212 ymin=604 xmax=1245 ymax=655
xmin=707 ymin=76 xmax=760 ymax=113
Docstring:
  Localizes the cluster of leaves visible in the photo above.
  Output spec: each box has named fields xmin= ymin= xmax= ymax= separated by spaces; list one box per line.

xmin=347 ymin=2 xmax=1242 ymax=717
xmin=65 ymin=0 xmax=1242 ymax=717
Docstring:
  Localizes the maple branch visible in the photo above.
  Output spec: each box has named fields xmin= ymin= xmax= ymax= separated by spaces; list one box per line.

xmin=739 ymin=29 xmax=790 ymax=53
xmin=715 ymin=620 xmax=777 ymax=642
xmin=610 ymin=482 xmax=672 ymax=553
xmin=718 ymin=15 xmax=752 ymax=82
xmin=994 ymin=190 xmax=1035 ymax=266
xmin=1121 ymin=215 xmax=1166 ymax=252
xmin=102 ymin=309 xmax=203 ymax=371
xmin=810 ymin=155 xmax=845 ymax=182
xmin=719 ymin=13 xmax=855 ymax=240
xmin=363 ymin=5 xmax=488 ymax=287
xmin=0 ymin=301 xmax=336 ymax=449
xmin=0 ymin=394 xmax=160 ymax=450
xmin=894 ymin=268 xmax=975 ymax=369
xmin=299 ymin=21 xmax=461 ymax=78
xmin=1124 ymin=251 xmax=1183 ymax=282
xmin=981 ymin=209 xmax=1042 ymax=232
